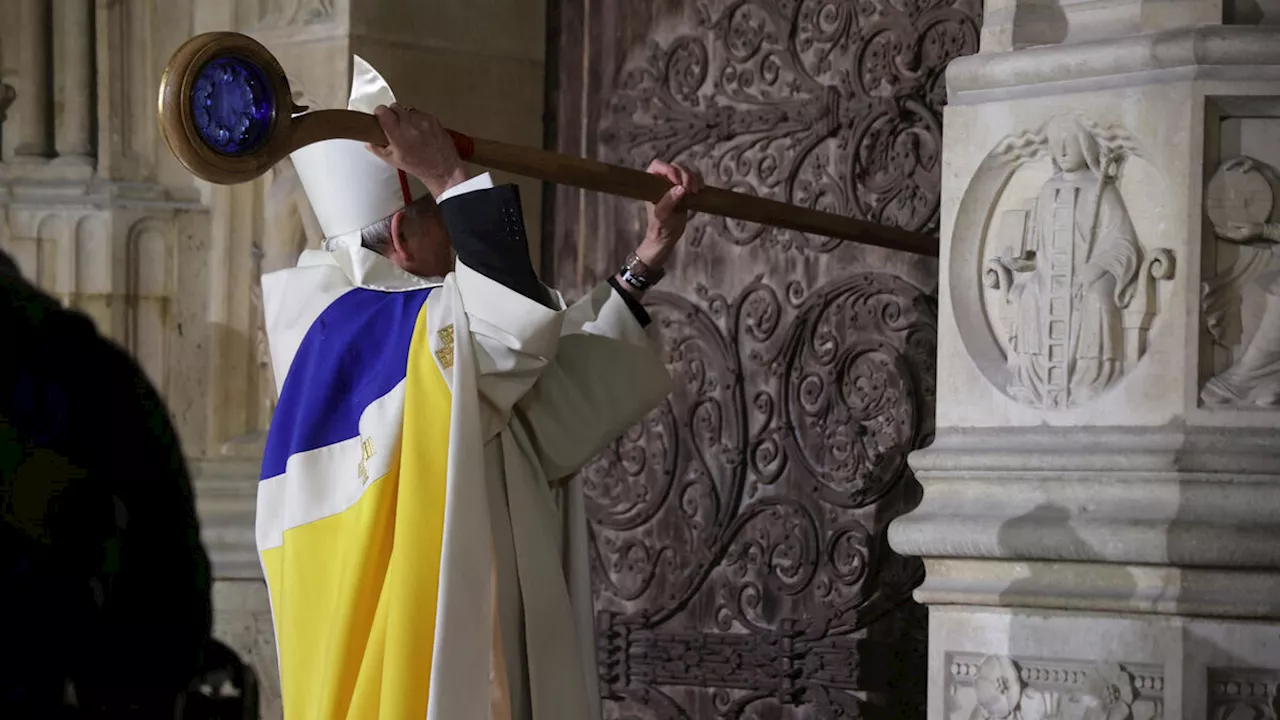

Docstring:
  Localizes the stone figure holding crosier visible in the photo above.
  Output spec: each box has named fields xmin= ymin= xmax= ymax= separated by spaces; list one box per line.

xmin=1001 ymin=115 xmax=1143 ymax=409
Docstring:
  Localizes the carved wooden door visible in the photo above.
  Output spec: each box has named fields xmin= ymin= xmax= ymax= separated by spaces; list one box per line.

xmin=546 ymin=0 xmax=979 ymax=716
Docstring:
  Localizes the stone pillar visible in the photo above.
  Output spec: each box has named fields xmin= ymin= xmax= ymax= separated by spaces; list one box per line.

xmin=11 ymin=0 xmax=50 ymax=162
xmin=888 ymin=5 xmax=1280 ymax=718
xmin=53 ymin=0 xmax=93 ymax=164
xmin=195 ymin=457 xmax=282 ymax=720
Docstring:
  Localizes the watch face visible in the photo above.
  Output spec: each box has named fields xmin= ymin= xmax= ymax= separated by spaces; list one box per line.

xmin=623 ymin=268 xmax=650 ymax=289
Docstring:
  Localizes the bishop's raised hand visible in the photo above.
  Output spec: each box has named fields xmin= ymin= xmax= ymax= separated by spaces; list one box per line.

xmin=366 ymin=103 xmax=467 ymax=198
xmin=635 ymin=159 xmax=705 ymax=270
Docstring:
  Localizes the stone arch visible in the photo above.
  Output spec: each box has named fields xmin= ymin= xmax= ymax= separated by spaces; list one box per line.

xmin=71 ymin=214 xmax=112 ymax=332
xmin=125 ymin=216 xmax=174 ymax=392
xmin=34 ymin=213 xmax=66 ymax=293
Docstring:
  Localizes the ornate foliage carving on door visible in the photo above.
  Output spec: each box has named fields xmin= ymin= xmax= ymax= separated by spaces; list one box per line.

xmin=547 ymin=0 xmax=979 ymax=716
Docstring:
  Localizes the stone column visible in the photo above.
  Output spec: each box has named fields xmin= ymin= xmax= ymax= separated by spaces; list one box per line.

xmin=52 ymin=0 xmax=93 ymax=164
xmin=887 ymin=5 xmax=1280 ymax=719
xmin=11 ymin=0 xmax=50 ymax=162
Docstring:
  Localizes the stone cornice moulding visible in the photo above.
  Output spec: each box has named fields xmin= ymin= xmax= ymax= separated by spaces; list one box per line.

xmin=948 ymin=27 xmax=1280 ymax=104
xmin=910 ymin=424 xmax=1280 ymax=474
xmin=912 ymin=557 xmax=1280 ymax=618
xmin=0 ymin=173 xmax=208 ymax=211
xmin=890 ymin=425 xmax=1280 ymax=568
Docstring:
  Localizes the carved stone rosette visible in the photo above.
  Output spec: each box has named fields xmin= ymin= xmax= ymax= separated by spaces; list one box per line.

xmin=948 ymin=653 xmax=1164 ymax=720
xmin=1207 ymin=668 xmax=1280 ymax=720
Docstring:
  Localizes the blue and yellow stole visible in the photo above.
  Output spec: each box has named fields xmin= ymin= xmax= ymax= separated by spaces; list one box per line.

xmin=257 ymin=286 xmax=452 ymax=719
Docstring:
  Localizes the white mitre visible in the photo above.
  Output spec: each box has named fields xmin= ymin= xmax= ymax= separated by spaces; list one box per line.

xmin=289 ymin=56 xmax=428 ymax=251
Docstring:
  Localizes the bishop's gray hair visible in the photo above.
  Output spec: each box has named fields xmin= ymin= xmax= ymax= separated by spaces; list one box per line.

xmin=360 ymin=194 xmax=440 ymax=255
xmin=360 ymin=215 xmax=395 ymax=254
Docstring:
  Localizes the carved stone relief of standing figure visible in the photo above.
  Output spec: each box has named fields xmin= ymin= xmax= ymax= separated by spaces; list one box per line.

xmin=1202 ymin=156 xmax=1280 ymax=407
xmin=996 ymin=115 xmax=1143 ymax=409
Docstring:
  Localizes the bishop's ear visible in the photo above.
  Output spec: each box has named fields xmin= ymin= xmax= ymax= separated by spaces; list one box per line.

xmin=388 ymin=209 xmax=413 ymax=263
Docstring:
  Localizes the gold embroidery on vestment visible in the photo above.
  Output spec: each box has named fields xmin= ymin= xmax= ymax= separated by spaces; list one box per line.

xmin=357 ymin=436 xmax=376 ymax=484
xmin=435 ymin=323 xmax=455 ymax=370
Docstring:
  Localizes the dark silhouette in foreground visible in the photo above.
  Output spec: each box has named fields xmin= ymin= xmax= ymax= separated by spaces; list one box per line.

xmin=0 ymin=250 xmax=257 ymax=718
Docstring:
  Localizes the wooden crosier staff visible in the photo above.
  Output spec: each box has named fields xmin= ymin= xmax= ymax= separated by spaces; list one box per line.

xmin=158 ymin=32 xmax=937 ymax=258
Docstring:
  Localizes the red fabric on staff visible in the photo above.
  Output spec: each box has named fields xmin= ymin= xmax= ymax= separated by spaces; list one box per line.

xmin=397 ymin=169 xmax=412 ymax=205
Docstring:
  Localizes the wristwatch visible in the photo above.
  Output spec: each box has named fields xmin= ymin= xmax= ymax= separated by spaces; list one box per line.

xmin=619 ymin=252 xmax=665 ymax=291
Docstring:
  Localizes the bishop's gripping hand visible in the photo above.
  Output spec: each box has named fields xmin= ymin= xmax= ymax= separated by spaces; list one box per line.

xmin=366 ymin=102 xmax=468 ymax=198
xmin=635 ymin=159 xmax=704 ymax=272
